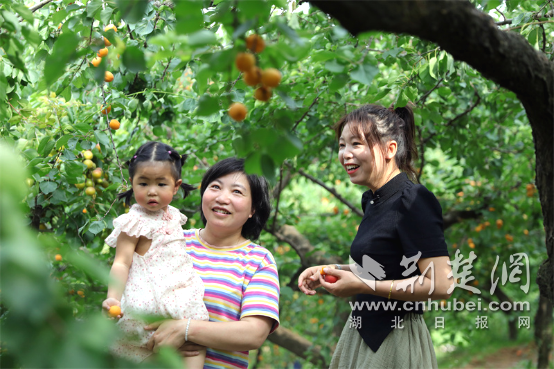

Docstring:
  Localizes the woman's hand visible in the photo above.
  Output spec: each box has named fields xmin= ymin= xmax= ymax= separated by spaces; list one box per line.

xmin=144 ymin=319 xmax=188 ymax=353
xmin=298 ymin=265 xmax=328 ymax=295
xmin=318 ymin=267 xmax=369 ymax=298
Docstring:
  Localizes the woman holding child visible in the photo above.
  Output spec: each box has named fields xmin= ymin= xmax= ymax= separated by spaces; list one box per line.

xmin=104 ymin=144 xmax=278 ymax=369
xmin=299 ymin=104 xmax=453 ymax=368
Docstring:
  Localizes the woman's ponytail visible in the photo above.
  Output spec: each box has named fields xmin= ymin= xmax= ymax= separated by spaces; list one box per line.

xmin=394 ymin=105 xmax=419 ymax=183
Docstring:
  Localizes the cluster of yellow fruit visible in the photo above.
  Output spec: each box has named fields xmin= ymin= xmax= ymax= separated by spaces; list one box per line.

xmin=75 ymin=149 xmax=110 ymax=197
xmin=228 ymin=34 xmax=282 ymax=122
xmin=90 ymin=24 xmax=117 ymax=83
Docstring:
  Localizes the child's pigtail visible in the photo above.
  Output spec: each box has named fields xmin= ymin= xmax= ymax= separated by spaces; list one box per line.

xmin=180 ymin=182 xmax=196 ymax=199
xmin=117 ymin=189 xmax=134 ymax=207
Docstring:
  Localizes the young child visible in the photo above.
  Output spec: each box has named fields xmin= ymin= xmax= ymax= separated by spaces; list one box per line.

xmin=102 ymin=141 xmax=209 ymax=367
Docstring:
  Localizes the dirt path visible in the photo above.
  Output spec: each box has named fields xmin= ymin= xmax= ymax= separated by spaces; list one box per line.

xmin=461 ymin=343 xmax=536 ymax=369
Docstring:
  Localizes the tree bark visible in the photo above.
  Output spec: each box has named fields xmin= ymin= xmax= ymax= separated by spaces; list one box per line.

xmin=534 ymin=294 xmax=553 ymax=369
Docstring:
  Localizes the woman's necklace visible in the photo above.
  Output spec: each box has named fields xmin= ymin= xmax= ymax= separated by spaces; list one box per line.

xmin=199 ymin=228 xmax=246 ymax=248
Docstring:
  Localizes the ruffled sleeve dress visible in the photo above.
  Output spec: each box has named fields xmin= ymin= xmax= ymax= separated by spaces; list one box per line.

xmin=105 ymin=204 xmax=209 ymax=363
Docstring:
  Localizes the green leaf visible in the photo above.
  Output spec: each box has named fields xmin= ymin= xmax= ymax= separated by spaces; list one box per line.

xmin=188 ymin=30 xmax=217 ymax=47
xmin=115 ymin=0 xmax=148 ymax=24
xmin=11 ymin=3 xmax=34 ymax=23
xmin=429 ymin=56 xmax=438 ymax=79
xmin=88 ymin=220 xmax=105 ymax=235
xmin=329 ymin=74 xmax=349 ymax=92
xmin=174 ymin=0 xmax=203 ymax=34
xmin=122 ymin=46 xmax=146 ymax=72
xmin=87 ymin=0 xmax=103 ymax=18
xmin=74 ymin=123 xmax=93 ymax=133
xmin=244 ymin=152 xmax=262 ymax=176
xmin=373 ymin=88 xmax=391 ymax=101
xmin=324 ymin=59 xmax=345 ymax=73
xmin=21 ymin=27 xmax=41 ymax=46
xmin=1 ymin=10 xmax=21 ymax=33
xmin=195 ymin=95 xmax=219 ymax=116
xmin=56 ymin=135 xmax=72 ymax=149
xmin=260 ymin=154 xmax=276 ymax=182
xmin=51 ymin=189 xmax=68 ymax=204
xmin=100 ymin=7 xmax=114 ymax=25
xmin=527 ymin=28 xmax=539 ymax=48
xmin=232 ymin=19 xmax=256 ymax=40
xmin=52 ymin=9 xmax=68 ymax=25
xmin=350 ymin=63 xmax=379 ymax=86
xmin=396 ymin=89 xmax=408 ymax=108
xmin=39 ymin=181 xmax=58 ymax=194
xmin=43 ymin=32 xmax=80 ymax=87
xmin=65 ymin=161 xmax=87 ymax=177
xmin=311 ymin=50 xmax=336 ymax=63
xmin=37 ymin=136 xmax=52 ymax=155
xmin=383 ymin=47 xmax=404 ymax=60
xmin=94 ymin=131 xmax=110 ymax=147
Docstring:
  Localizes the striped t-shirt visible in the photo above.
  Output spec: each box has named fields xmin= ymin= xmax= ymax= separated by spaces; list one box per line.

xmin=184 ymin=229 xmax=280 ymax=369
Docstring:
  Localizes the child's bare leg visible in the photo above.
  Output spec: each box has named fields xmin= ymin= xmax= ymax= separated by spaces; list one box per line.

xmin=182 ymin=348 xmax=206 ymax=369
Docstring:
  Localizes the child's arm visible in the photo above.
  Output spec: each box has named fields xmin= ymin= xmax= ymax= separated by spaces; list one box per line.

xmin=102 ymin=232 xmax=139 ymax=314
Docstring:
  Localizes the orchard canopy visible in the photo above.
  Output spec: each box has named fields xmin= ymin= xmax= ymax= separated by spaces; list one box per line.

xmin=0 ymin=0 xmax=552 ymax=368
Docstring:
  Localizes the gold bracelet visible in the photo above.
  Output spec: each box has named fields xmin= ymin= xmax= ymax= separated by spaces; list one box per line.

xmin=388 ymin=280 xmax=395 ymax=300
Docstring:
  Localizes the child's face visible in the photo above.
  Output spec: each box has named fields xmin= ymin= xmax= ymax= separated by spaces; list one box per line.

xmin=131 ymin=161 xmax=182 ymax=212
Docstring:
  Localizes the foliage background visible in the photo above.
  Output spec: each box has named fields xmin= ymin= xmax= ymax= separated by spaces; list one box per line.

xmin=0 ymin=0 xmax=551 ymax=367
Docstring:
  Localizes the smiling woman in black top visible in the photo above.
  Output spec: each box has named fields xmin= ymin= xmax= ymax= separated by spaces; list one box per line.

xmin=298 ymin=104 xmax=452 ymax=369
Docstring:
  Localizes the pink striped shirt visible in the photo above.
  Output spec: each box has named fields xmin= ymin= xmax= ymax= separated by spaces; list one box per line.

xmin=184 ymin=229 xmax=280 ymax=369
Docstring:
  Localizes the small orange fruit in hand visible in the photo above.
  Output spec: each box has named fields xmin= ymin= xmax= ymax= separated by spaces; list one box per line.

xmin=235 ymin=52 xmax=256 ymax=72
xmin=97 ymin=47 xmax=108 ymax=57
xmin=104 ymin=71 xmax=114 ymax=82
xmin=91 ymin=57 xmax=102 ymax=67
xmin=109 ymin=305 xmax=121 ymax=317
xmin=228 ymin=103 xmax=247 ymax=121
xmin=254 ymin=86 xmax=272 ymax=102
xmin=101 ymin=105 xmax=111 ymax=114
xmin=243 ymin=67 xmax=262 ymax=86
xmin=55 ymin=254 xmax=62 ymax=261
xmin=104 ymin=37 xmax=111 ymax=47
xmin=246 ymin=34 xmax=265 ymax=53
xmin=261 ymin=68 xmax=281 ymax=87
xmin=104 ymin=24 xmax=118 ymax=32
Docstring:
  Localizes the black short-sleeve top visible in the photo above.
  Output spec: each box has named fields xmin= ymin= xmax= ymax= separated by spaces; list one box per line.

xmin=350 ymin=172 xmax=449 ymax=352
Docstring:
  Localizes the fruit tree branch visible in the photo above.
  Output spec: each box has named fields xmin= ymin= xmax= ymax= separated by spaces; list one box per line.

xmin=30 ymin=0 xmax=54 ymax=12
xmin=267 ymin=326 xmax=327 ymax=367
xmin=296 ymin=168 xmax=364 ymax=217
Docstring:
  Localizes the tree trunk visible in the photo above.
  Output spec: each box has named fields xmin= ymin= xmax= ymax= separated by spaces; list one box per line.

xmin=508 ymin=318 xmax=518 ymax=341
xmin=267 ymin=326 xmax=327 ymax=367
xmin=534 ymin=294 xmax=553 ymax=369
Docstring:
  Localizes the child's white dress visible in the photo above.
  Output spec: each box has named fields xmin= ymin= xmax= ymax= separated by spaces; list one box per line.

xmin=106 ymin=204 xmax=209 ymax=362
